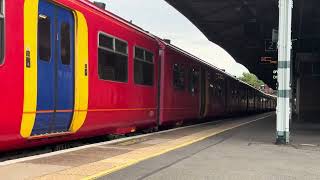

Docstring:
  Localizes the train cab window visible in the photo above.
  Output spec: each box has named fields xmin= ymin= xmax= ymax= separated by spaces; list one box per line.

xmin=98 ymin=33 xmax=128 ymax=82
xmin=60 ymin=22 xmax=70 ymax=65
xmin=38 ymin=14 xmax=51 ymax=62
xmin=134 ymin=47 xmax=154 ymax=86
xmin=173 ymin=64 xmax=185 ymax=90
xmin=0 ymin=0 xmax=3 ymax=65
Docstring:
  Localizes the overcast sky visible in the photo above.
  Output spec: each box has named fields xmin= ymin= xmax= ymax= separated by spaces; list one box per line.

xmin=95 ymin=0 xmax=249 ymax=77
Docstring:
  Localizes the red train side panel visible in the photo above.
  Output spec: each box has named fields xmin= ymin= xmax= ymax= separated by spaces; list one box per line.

xmin=0 ymin=0 xmax=25 ymax=151
xmin=80 ymin=3 xmax=160 ymax=135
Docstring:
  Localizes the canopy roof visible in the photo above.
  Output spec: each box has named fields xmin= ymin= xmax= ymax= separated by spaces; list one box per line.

xmin=165 ymin=0 xmax=320 ymax=89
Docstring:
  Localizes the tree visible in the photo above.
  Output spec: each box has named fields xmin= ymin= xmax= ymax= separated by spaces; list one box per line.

xmin=238 ymin=72 xmax=264 ymax=89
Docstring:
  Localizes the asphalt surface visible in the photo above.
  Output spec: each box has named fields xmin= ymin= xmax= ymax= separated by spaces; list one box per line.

xmin=101 ymin=114 xmax=320 ymax=180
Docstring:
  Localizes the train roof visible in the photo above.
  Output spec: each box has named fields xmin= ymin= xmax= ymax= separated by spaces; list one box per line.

xmin=159 ymin=40 xmax=246 ymax=83
xmin=159 ymin=39 xmax=230 ymax=76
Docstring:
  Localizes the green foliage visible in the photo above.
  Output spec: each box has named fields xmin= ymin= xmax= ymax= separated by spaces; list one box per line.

xmin=238 ymin=72 xmax=264 ymax=89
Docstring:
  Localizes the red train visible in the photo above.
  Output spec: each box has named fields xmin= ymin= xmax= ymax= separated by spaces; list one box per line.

xmin=0 ymin=0 xmax=276 ymax=152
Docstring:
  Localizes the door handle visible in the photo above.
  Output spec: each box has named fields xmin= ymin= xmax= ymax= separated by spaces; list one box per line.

xmin=84 ymin=64 xmax=88 ymax=76
xmin=26 ymin=48 xmax=31 ymax=68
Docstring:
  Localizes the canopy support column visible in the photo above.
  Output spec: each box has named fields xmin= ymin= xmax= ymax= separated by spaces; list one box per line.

xmin=276 ymin=0 xmax=293 ymax=144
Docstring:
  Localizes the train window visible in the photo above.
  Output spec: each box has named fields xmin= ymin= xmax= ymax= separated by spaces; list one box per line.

xmin=188 ymin=68 xmax=199 ymax=93
xmin=115 ymin=39 xmax=127 ymax=54
xmin=134 ymin=47 xmax=154 ymax=86
xmin=145 ymin=51 xmax=153 ymax=63
xmin=98 ymin=49 xmax=108 ymax=79
xmin=0 ymin=0 xmax=3 ymax=65
xmin=60 ymin=22 xmax=70 ymax=65
xmin=214 ymin=74 xmax=224 ymax=97
xmin=173 ymin=64 xmax=185 ymax=90
xmin=215 ymin=80 xmax=223 ymax=97
xmin=99 ymin=34 xmax=113 ymax=50
xmin=135 ymin=47 xmax=144 ymax=59
xmin=98 ymin=33 xmax=128 ymax=82
xmin=38 ymin=14 xmax=51 ymax=62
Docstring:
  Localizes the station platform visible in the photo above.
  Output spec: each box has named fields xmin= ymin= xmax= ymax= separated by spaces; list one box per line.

xmin=1 ymin=112 xmax=320 ymax=179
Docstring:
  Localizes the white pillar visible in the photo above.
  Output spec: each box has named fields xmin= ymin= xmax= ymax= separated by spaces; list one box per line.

xmin=276 ymin=0 xmax=293 ymax=144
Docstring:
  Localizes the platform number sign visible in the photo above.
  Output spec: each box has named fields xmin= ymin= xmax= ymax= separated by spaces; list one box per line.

xmin=265 ymin=40 xmax=277 ymax=52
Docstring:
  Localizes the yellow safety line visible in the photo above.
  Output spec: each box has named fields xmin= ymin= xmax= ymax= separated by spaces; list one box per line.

xmin=83 ymin=114 xmax=273 ymax=180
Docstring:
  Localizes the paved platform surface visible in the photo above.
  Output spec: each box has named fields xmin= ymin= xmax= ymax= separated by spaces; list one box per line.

xmin=102 ymin=113 xmax=320 ymax=180
xmin=0 ymin=113 xmax=272 ymax=179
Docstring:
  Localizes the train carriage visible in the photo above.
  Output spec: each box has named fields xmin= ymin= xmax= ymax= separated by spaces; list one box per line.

xmin=205 ymin=68 xmax=227 ymax=118
xmin=158 ymin=41 xmax=202 ymax=126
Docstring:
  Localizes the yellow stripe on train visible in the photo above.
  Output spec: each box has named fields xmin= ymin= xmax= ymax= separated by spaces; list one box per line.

xmin=21 ymin=0 xmax=39 ymax=138
xmin=69 ymin=11 xmax=89 ymax=133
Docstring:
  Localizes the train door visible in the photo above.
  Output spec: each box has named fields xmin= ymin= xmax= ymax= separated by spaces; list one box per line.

xmin=200 ymin=68 xmax=206 ymax=117
xmin=32 ymin=0 xmax=75 ymax=135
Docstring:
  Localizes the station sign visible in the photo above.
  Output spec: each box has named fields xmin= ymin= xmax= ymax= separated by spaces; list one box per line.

xmin=265 ymin=39 xmax=277 ymax=52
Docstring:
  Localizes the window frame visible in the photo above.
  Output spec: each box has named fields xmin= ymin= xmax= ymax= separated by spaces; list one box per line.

xmin=98 ymin=32 xmax=128 ymax=57
xmin=97 ymin=31 xmax=129 ymax=83
xmin=133 ymin=45 xmax=155 ymax=87
xmin=0 ymin=0 xmax=5 ymax=66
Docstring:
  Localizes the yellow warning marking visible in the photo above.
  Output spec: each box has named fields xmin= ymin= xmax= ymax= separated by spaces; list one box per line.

xmin=116 ymin=138 xmax=149 ymax=146
xmin=81 ymin=114 xmax=272 ymax=180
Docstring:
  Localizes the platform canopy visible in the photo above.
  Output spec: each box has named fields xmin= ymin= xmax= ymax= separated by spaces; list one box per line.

xmin=165 ymin=0 xmax=320 ymax=90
